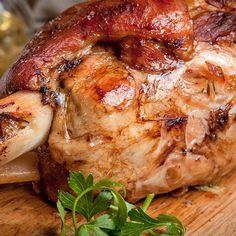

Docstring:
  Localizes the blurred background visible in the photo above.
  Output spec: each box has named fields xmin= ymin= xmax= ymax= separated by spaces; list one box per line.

xmin=0 ymin=0 xmax=83 ymax=76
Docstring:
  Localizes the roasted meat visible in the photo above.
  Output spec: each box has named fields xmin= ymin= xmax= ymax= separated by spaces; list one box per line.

xmin=0 ymin=0 xmax=236 ymax=202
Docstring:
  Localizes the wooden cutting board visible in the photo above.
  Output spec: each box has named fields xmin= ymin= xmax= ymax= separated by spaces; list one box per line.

xmin=0 ymin=170 xmax=235 ymax=236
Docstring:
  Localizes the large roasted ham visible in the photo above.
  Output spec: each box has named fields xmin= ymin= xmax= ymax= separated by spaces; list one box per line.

xmin=0 ymin=0 xmax=235 ymax=202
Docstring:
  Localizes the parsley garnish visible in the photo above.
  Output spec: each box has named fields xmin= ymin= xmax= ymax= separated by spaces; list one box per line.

xmin=57 ymin=171 xmax=186 ymax=236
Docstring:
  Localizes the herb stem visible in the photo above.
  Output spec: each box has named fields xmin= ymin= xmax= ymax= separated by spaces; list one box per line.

xmin=141 ymin=193 xmax=155 ymax=212
xmin=72 ymin=186 xmax=96 ymax=231
xmin=72 ymin=186 xmax=114 ymax=231
xmin=110 ymin=204 xmax=119 ymax=211
xmin=58 ymin=172 xmax=185 ymax=236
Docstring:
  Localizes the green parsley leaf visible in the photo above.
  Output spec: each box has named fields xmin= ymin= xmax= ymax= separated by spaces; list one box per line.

xmin=68 ymin=172 xmax=93 ymax=195
xmin=56 ymin=200 xmax=67 ymax=236
xmin=157 ymin=214 xmax=186 ymax=236
xmin=125 ymin=201 xmax=135 ymax=214
xmin=109 ymin=189 xmax=128 ymax=230
xmin=77 ymin=224 xmax=109 ymax=236
xmin=92 ymin=214 xmax=115 ymax=230
xmin=68 ymin=172 xmax=94 ymax=221
xmin=95 ymin=179 xmax=127 ymax=198
xmin=120 ymin=208 xmax=185 ymax=236
xmin=57 ymin=200 xmax=66 ymax=224
xmin=59 ymin=189 xmax=113 ymax=223
xmin=57 ymin=171 xmax=186 ymax=236
xmin=89 ymin=191 xmax=113 ymax=217
xmin=58 ymin=192 xmax=76 ymax=211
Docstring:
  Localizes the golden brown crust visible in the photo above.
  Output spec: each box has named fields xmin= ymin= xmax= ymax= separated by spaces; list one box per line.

xmin=3 ymin=0 xmax=193 ymax=96
xmin=3 ymin=0 xmax=236 ymax=202
xmin=120 ymin=37 xmax=178 ymax=73
xmin=194 ymin=11 xmax=236 ymax=43
xmin=206 ymin=0 xmax=236 ymax=10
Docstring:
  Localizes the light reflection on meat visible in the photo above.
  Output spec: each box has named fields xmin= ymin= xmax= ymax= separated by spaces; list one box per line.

xmin=0 ymin=0 xmax=236 ymax=202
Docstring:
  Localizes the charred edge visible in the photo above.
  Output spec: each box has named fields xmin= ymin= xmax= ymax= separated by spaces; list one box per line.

xmin=58 ymin=58 xmax=81 ymax=72
xmin=165 ymin=117 xmax=188 ymax=131
xmin=208 ymin=105 xmax=230 ymax=140
xmin=0 ymin=145 xmax=7 ymax=157
xmin=35 ymin=71 xmax=48 ymax=89
xmin=0 ymin=112 xmax=29 ymax=123
xmin=0 ymin=102 xmax=15 ymax=109
xmin=0 ymin=112 xmax=29 ymax=142
xmin=40 ymin=85 xmax=50 ymax=105
xmin=164 ymin=38 xmax=185 ymax=49
xmin=34 ymin=69 xmax=42 ymax=76
xmin=40 ymin=85 xmax=48 ymax=94
xmin=34 ymin=69 xmax=51 ymax=105
xmin=50 ymin=91 xmax=61 ymax=107
xmin=182 ymin=148 xmax=187 ymax=156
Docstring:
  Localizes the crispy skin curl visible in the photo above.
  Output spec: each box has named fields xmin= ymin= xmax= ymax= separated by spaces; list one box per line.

xmin=2 ymin=0 xmax=193 ymax=96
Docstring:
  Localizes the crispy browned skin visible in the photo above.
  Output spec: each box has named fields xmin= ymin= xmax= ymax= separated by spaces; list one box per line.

xmin=2 ymin=0 xmax=236 ymax=203
xmin=120 ymin=37 xmax=178 ymax=73
xmin=2 ymin=0 xmax=193 ymax=96
xmin=194 ymin=11 xmax=236 ymax=43
xmin=207 ymin=0 xmax=236 ymax=10
xmin=39 ymin=42 xmax=236 ymax=202
xmin=187 ymin=0 xmax=236 ymax=10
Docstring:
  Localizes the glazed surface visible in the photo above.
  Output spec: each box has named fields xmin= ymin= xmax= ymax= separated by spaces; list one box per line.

xmin=1 ymin=0 xmax=236 ymax=202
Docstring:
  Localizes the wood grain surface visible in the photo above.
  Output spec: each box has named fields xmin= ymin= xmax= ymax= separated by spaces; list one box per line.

xmin=0 ymin=170 xmax=235 ymax=236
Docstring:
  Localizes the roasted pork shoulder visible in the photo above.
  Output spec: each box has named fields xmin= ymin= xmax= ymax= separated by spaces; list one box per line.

xmin=0 ymin=0 xmax=236 ymax=202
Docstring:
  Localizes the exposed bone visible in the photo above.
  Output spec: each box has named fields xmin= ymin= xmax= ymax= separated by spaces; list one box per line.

xmin=0 ymin=91 xmax=53 ymax=166
xmin=0 ymin=152 xmax=39 ymax=184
